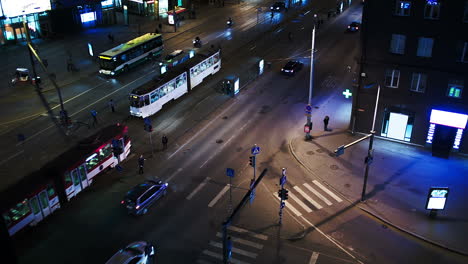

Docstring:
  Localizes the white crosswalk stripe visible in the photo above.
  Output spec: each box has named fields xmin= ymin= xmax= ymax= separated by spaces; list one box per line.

xmin=208 ymin=184 xmax=230 ymax=207
xmin=186 ymin=177 xmax=211 ymax=200
xmin=293 ymin=186 xmax=323 ymax=209
xmin=303 ymin=183 xmax=333 ymax=206
xmin=198 ymin=226 xmax=268 ymax=264
xmin=313 ymin=180 xmax=343 ymax=203
xmin=288 ymin=192 xmax=313 ymax=213
xmin=274 ymin=194 xmax=302 ymax=216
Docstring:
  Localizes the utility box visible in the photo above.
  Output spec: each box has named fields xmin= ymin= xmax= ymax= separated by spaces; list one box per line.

xmin=222 ymin=75 xmax=240 ymax=96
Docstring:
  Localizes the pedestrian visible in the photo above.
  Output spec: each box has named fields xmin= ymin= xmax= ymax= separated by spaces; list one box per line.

xmin=108 ymin=99 xmax=115 ymax=113
xmin=162 ymin=135 xmax=168 ymax=150
xmin=323 ymin=116 xmax=330 ymax=131
xmin=138 ymin=154 xmax=145 ymax=174
xmin=91 ymin=110 xmax=98 ymax=127
xmin=43 ymin=59 xmax=48 ymax=68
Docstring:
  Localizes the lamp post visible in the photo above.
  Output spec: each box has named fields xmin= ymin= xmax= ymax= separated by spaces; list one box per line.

xmin=305 ymin=25 xmax=316 ymax=140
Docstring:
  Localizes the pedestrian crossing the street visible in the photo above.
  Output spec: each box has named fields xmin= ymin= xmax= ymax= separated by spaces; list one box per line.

xmin=274 ymin=181 xmax=343 ymax=216
xmin=196 ymin=225 xmax=268 ymax=264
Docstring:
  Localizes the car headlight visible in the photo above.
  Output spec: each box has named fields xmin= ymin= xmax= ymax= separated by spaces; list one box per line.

xmin=276 ymin=7 xmax=280 ymax=10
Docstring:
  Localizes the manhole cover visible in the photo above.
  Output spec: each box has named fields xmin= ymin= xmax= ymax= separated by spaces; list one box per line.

xmin=330 ymin=164 xmax=339 ymax=170
xmin=316 ymin=149 xmax=324 ymax=153
xmin=344 ymin=183 xmax=351 ymax=188
xmin=222 ymin=116 xmax=228 ymax=120
xmin=216 ymin=139 xmax=223 ymax=144
xmin=306 ymin=151 xmax=314 ymax=155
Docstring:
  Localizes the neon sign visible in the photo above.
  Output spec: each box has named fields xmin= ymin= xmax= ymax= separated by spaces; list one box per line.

xmin=426 ymin=187 xmax=449 ymax=210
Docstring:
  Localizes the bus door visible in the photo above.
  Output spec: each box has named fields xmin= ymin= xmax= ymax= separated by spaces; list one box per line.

xmin=38 ymin=190 xmax=52 ymax=218
xmin=29 ymin=196 xmax=44 ymax=225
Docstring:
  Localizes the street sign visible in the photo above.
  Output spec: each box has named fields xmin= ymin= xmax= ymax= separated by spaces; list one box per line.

xmin=280 ymin=175 xmax=287 ymax=186
xmin=305 ymin=104 xmax=312 ymax=114
xmin=251 ymin=145 xmax=260 ymax=155
xmin=343 ymin=89 xmax=353 ymax=99
xmin=426 ymin=187 xmax=449 ymax=210
xmin=304 ymin=124 xmax=310 ymax=133
xmin=226 ymin=168 xmax=235 ymax=178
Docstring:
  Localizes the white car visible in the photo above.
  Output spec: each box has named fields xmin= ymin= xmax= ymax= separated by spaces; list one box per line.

xmin=106 ymin=241 xmax=155 ymax=264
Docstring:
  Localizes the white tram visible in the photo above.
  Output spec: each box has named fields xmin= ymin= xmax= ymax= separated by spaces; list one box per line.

xmin=129 ymin=49 xmax=221 ymax=118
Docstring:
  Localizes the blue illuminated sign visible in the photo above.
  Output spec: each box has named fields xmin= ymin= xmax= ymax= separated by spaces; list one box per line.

xmin=400 ymin=2 xmax=410 ymax=9
xmin=426 ymin=0 xmax=438 ymax=5
xmin=426 ymin=187 xmax=449 ymax=210
xmin=81 ymin=12 xmax=96 ymax=23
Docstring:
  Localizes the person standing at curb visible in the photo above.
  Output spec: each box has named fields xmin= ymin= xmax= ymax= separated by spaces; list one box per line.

xmin=323 ymin=116 xmax=330 ymax=131
xmin=108 ymin=99 xmax=115 ymax=113
xmin=138 ymin=154 xmax=145 ymax=174
xmin=162 ymin=135 xmax=168 ymax=150
xmin=91 ymin=110 xmax=98 ymax=127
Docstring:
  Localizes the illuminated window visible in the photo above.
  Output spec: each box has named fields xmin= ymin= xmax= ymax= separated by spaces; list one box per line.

xmin=456 ymin=41 xmax=468 ymax=63
xmin=417 ymin=37 xmax=434 ymax=57
xmin=424 ymin=1 xmax=440 ymax=19
xmin=447 ymin=80 xmax=463 ymax=98
xmin=410 ymin=73 xmax=427 ymax=93
xmin=384 ymin=69 xmax=400 ymax=88
xmin=390 ymin=34 xmax=406 ymax=54
xmin=395 ymin=1 xmax=411 ymax=16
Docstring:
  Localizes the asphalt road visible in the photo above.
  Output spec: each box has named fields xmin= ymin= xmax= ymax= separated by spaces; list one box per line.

xmin=7 ymin=1 xmax=468 ymax=264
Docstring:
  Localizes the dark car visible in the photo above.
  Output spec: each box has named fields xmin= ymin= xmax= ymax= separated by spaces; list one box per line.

xmin=121 ymin=180 xmax=168 ymax=215
xmin=281 ymin=61 xmax=303 ymax=75
xmin=347 ymin=22 xmax=361 ymax=32
xmin=270 ymin=2 xmax=287 ymax=12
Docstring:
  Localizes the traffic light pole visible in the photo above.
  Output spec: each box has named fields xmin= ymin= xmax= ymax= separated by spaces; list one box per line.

xmin=222 ymin=168 xmax=268 ymax=264
xmin=305 ymin=26 xmax=316 ymax=140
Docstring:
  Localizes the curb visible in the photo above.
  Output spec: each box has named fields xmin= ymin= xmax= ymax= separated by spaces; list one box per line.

xmin=288 ymin=136 xmax=468 ymax=257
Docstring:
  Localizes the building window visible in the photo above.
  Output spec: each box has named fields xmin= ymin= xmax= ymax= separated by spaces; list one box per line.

xmin=390 ymin=34 xmax=406 ymax=54
xmin=447 ymin=80 xmax=464 ymax=98
xmin=385 ymin=69 xmax=400 ymax=88
xmin=417 ymin=37 xmax=434 ymax=57
xmin=456 ymin=41 xmax=468 ymax=62
xmin=464 ymin=1 xmax=468 ymax=22
xmin=410 ymin=73 xmax=427 ymax=93
xmin=424 ymin=1 xmax=441 ymax=19
xmin=395 ymin=1 xmax=411 ymax=16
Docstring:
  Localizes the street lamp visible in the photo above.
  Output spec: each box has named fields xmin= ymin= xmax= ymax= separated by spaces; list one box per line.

xmin=305 ymin=25 xmax=316 ymax=140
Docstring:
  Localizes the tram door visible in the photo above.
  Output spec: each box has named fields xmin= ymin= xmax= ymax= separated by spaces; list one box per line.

xmin=78 ymin=164 xmax=89 ymax=189
xmin=29 ymin=196 xmax=44 ymax=225
xmin=71 ymin=164 xmax=89 ymax=195
xmin=38 ymin=190 xmax=52 ymax=218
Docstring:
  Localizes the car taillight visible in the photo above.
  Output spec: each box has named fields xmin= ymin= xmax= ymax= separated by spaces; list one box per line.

xmin=121 ymin=200 xmax=125 ymax=204
xmin=356 ymin=27 xmax=359 ymax=29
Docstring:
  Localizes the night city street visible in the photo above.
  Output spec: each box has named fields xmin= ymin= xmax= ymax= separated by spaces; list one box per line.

xmin=0 ymin=0 xmax=467 ymax=264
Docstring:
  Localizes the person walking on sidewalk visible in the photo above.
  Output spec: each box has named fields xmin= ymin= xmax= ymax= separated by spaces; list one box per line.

xmin=162 ymin=135 xmax=168 ymax=150
xmin=91 ymin=110 xmax=98 ymax=127
xmin=323 ymin=116 xmax=330 ymax=131
xmin=108 ymin=99 xmax=115 ymax=113
xmin=138 ymin=154 xmax=145 ymax=174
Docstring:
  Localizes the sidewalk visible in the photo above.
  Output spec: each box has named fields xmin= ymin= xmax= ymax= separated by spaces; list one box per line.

xmin=289 ymin=129 xmax=468 ymax=255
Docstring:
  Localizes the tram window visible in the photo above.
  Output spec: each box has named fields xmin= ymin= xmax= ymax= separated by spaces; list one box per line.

xmin=39 ymin=192 xmax=49 ymax=208
xmin=213 ymin=53 xmax=220 ymax=63
xmin=150 ymin=90 xmax=160 ymax=103
xmin=79 ymin=165 xmax=87 ymax=181
xmin=167 ymin=80 xmax=175 ymax=93
xmin=100 ymin=144 xmax=112 ymax=159
xmin=47 ymin=184 xmax=56 ymax=197
xmin=64 ymin=172 xmax=72 ymax=186
xmin=208 ymin=57 xmax=214 ymax=67
xmin=72 ymin=170 xmax=81 ymax=186
xmin=4 ymin=200 xmax=31 ymax=225
xmin=159 ymin=85 xmax=167 ymax=97
xmin=30 ymin=198 xmax=40 ymax=214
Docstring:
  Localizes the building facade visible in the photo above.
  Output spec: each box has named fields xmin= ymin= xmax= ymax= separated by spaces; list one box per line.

xmin=355 ymin=0 xmax=468 ymax=156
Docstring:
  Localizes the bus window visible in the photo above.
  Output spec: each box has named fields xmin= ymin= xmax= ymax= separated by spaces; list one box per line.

xmin=176 ymin=74 xmax=185 ymax=88
xmin=167 ymin=80 xmax=175 ymax=93
xmin=129 ymin=95 xmax=142 ymax=108
xmin=213 ymin=53 xmax=220 ymax=63
xmin=208 ymin=57 xmax=214 ymax=67
xmin=150 ymin=90 xmax=160 ymax=103
xmin=159 ymin=85 xmax=168 ymax=97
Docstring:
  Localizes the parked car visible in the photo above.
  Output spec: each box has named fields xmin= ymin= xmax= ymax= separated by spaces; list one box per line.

xmin=270 ymin=2 xmax=287 ymax=12
xmin=281 ymin=61 xmax=303 ymax=76
xmin=347 ymin=22 xmax=361 ymax=32
xmin=121 ymin=180 xmax=168 ymax=215
xmin=106 ymin=241 xmax=155 ymax=264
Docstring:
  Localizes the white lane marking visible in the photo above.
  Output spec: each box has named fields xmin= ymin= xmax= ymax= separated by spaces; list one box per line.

xmin=201 ymin=250 xmax=251 ymax=264
xmin=0 ymin=150 xmax=23 ymax=166
xmin=208 ymin=184 xmax=230 ymax=207
xmin=199 ymin=120 xmax=251 ymax=169
xmin=308 ymin=252 xmax=319 ymax=264
xmin=166 ymin=167 xmax=183 ymax=182
xmin=274 ymin=194 xmax=302 ymax=217
xmin=168 ymin=100 xmax=238 ymax=160
xmin=288 ymin=192 xmax=313 ymax=213
xmin=299 ymin=215 xmax=360 ymax=262
xmin=293 ymin=186 xmax=323 ymax=209
xmin=227 ymin=226 xmax=268 ymax=241
xmin=303 ymin=183 xmax=332 ymax=206
xmin=209 ymin=241 xmax=258 ymax=259
xmin=186 ymin=177 xmax=211 ymax=200
xmin=313 ymin=180 xmax=343 ymax=203
xmin=216 ymin=233 xmax=264 ymax=249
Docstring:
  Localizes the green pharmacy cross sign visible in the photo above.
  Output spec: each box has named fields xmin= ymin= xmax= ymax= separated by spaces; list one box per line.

xmin=343 ymin=89 xmax=352 ymax=99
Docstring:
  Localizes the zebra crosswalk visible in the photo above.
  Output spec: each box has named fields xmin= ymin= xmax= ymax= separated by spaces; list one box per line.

xmin=196 ymin=225 xmax=268 ymax=264
xmin=274 ymin=180 xmax=343 ymax=216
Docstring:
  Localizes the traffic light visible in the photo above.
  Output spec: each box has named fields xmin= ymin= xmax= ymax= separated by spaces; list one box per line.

xmin=278 ymin=189 xmax=284 ymax=199
xmin=144 ymin=124 xmax=153 ymax=132
xmin=278 ymin=189 xmax=289 ymax=200
xmin=249 ymin=156 xmax=256 ymax=167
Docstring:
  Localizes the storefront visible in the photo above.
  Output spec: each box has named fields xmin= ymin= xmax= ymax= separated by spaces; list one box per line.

xmin=381 ymin=108 xmax=414 ymax=142
xmin=0 ymin=0 xmax=51 ymax=44
xmin=425 ymin=109 xmax=467 ymax=157
xmin=120 ymin=0 xmax=177 ymax=17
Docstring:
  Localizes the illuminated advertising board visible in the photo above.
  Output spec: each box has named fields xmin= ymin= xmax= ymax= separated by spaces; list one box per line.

xmin=426 ymin=187 xmax=449 ymax=210
xmin=2 ymin=0 xmax=51 ymax=18
xmin=429 ymin=109 xmax=468 ymax=129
